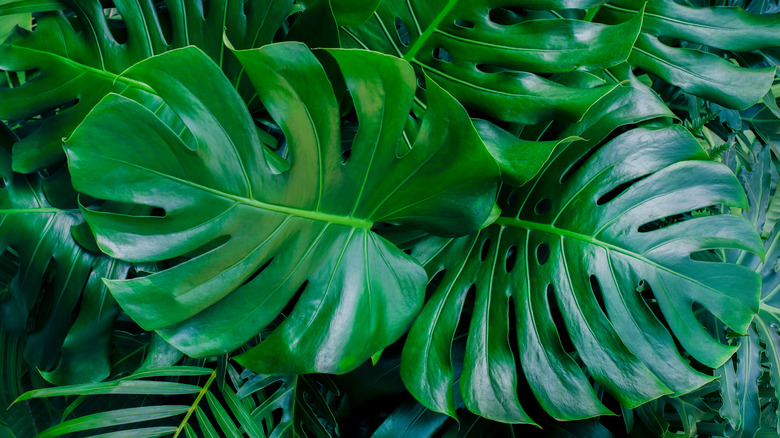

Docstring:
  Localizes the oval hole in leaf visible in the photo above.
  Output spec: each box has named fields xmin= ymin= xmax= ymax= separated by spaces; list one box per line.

xmin=536 ymin=243 xmax=549 ymax=266
xmin=454 ymin=19 xmax=474 ymax=29
xmin=150 ymin=207 xmax=166 ymax=217
xmin=416 ymin=75 xmax=426 ymax=90
xmin=534 ymin=198 xmax=551 ymax=215
xmin=506 ymin=189 xmax=518 ymax=206
xmin=394 ymin=17 xmax=411 ymax=46
xmin=505 ymin=246 xmax=518 ymax=273
xmin=480 ymin=239 xmax=491 ymax=262
xmin=433 ymin=47 xmax=452 ymax=62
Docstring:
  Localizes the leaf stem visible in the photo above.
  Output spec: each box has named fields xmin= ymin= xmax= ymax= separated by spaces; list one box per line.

xmin=173 ymin=370 xmax=217 ymax=438
xmin=402 ymin=0 xmax=459 ymax=61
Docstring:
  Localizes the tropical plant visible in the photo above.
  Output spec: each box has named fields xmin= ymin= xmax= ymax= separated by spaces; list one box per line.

xmin=1 ymin=0 xmax=780 ymax=437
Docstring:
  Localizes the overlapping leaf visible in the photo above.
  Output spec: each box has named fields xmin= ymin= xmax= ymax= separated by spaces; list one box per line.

xmin=0 ymin=124 xmax=128 ymax=384
xmin=401 ymin=116 xmax=762 ymax=424
xmin=0 ymin=0 xmax=292 ymax=172
xmin=341 ymin=0 xmax=643 ymax=124
xmin=598 ymin=0 xmax=778 ymax=109
xmin=64 ymin=43 xmax=500 ymax=375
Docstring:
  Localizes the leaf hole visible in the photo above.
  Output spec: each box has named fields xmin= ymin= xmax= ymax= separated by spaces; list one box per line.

xmin=488 ymin=7 xmax=527 ymax=25
xmin=241 ymin=258 xmax=274 ymax=288
xmin=534 ymin=198 xmax=551 ymax=215
xmin=426 ymin=269 xmax=447 ymax=300
xmin=596 ymin=175 xmax=648 ymax=206
xmin=638 ymin=207 xmax=711 ymax=233
xmin=479 ymin=239 xmax=491 ymax=262
xmin=104 ymin=8 xmax=129 ymax=45
xmin=341 ymin=148 xmax=352 ymax=164
xmin=278 ymin=280 xmax=308 ymax=322
xmin=416 ymin=75 xmax=427 ymax=90
xmin=504 ymin=246 xmax=518 ymax=273
xmin=149 ymin=207 xmax=166 ymax=217
xmin=547 ymin=284 xmax=576 ymax=355
xmin=589 ymin=275 xmax=608 ymax=317
xmin=560 ymin=145 xmax=599 ymax=184
xmin=506 ymin=189 xmax=518 ymax=206
xmin=453 ymin=19 xmax=474 ymax=29
xmin=475 ymin=64 xmax=514 ymax=74
xmin=394 ymin=17 xmax=411 ymax=46
xmin=433 ymin=47 xmax=453 ymax=63
xmin=535 ymin=243 xmax=549 ymax=266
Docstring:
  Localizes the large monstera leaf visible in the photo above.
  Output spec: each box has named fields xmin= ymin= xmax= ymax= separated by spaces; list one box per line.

xmin=598 ymin=0 xmax=778 ymax=109
xmin=0 ymin=0 xmax=292 ymax=172
xmin=401 ymin=124 xmax=763 ymax=424
xmin=64 ymin=43 xmax=500 ymax=375
xmin=341 ymin=0 xmax=644 ymax=124
xmin=0 ymin=124 xmax=128 ymax=385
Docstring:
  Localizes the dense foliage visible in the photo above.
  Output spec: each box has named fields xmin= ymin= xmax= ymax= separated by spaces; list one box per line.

xmin=1 ymin=0 xmax=780 ymax=436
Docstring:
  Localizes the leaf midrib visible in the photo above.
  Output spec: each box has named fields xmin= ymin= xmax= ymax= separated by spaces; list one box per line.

xmin=91 ymin=152 xmax=373 ymax=229
xmin=13 ymin=44 xmax=155 ymax=94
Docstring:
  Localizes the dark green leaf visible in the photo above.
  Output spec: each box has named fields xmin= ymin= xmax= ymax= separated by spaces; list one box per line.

xmin=64 ymin=44 xmax=499 ymax=374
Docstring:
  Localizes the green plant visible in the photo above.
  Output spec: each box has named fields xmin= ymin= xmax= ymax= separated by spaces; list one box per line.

xmin=1 ymin=0 xmax=780 ymax=437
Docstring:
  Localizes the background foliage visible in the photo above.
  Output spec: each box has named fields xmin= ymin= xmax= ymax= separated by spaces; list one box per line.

xmin=2 ymin=0 xmax=780 ymax=436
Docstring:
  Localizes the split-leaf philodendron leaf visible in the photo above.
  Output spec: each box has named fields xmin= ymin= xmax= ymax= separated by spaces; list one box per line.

xmin=401 ymin=124 xmax=763 ymax=424
xmin=0 ymin=0 xmax=292 ymax=172
xmin=64 ymin=43 xmax=500 ymax=375
xmin=598 ymin=0 xmax=778 ymax=109
xmin=0 ymin=126 xmax=128 ymax=384
xmin=341 ymin=0 xmax=644 ymax=124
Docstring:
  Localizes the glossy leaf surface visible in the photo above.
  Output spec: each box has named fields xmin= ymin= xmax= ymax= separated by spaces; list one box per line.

xmin=0 ymin=127 xmax=127 ymax=384
xmin=0 ymin=0 xmax=292 ymax=172
xmin=402 ymin=123 xmax=762 ymax=423
xmin=64 ymin=44 xmax=500 ymax=374
xmin=599 ymin=0 xmax=778 ymax=109
xmin=342 ymin=0 xmax=643 ymax=124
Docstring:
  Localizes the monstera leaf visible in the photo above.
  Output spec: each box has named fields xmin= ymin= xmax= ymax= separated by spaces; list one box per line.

xmin=0 ymin=0 xmax=292 ymax=172
xmin=64 ymin=43 xmax=500 ymax=375
xmin=598 ymin=0 xmax=778 ymax=109
xmin=341 ymin=0 xmax=644 ymax=124
xmin=0 ymin=124 xmax=128 ymax=384
xmin=400 ymin=122 xmax=762 ymax=424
